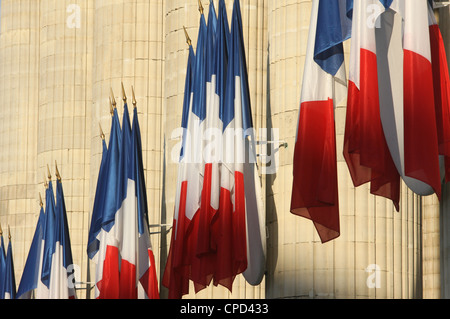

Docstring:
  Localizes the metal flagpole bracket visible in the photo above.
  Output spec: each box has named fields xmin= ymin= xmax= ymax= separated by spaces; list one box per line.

xmin=149 ymin=223 xmax=173 ymax=235
xmin=434 ymin=1 xmax=450 ymax=8
xmin=255 ymin=140 xmax=288 ymax=157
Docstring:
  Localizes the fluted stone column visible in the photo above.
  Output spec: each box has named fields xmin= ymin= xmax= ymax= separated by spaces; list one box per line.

xmin=0 ymin=0 xmax=40 ymax=285
xmin=163 ymin=0 xmax=267 ymax=299
xmin=267 ymin=0 xmax=423 ymax=299
xmin=37 ymin=0 xmax=94 ymax=299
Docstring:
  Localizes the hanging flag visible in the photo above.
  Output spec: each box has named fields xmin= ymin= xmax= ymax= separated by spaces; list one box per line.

xmin=230 ymin=0 xmax=266 ymax=287
xmin=212 ymin=0 xmax=266 ymax=291
xmin=290 ymin=0 xmax=351 ymax=243
xmin=54 ymin=169 xmax=77 ymax=299
xmin=378 ymin=0 xmax=441 ymax=199
xmin=428 ymin=1 xmax=450 ymax=183
xmin=163 ymin=29 xmax=196 ymax=299
xmin=0 ymin=224 xmax=6 ymax=299
xmin=16 ymin=198 xmax=45 ymax=299
xmin=208 ymin=0 xmax=231 ymax=290
xmin=87 ymin=126 xmax=108 ymax=260
xmin=131 ymin=102 xmax=160 ymax=299
xmin=194 ymin=0 xmax=219 ymax=291
xmin=163 ymin=6 xmax=207 ymax=300
xmin=93 ymin=100 xmax=122 ymax=299
xmin=344 ymin=0 xmax=401 ymax=211
xmin=36 ymin=177 xmax=57 ymax=299
xmin=4 ymin=228 xmax=16 ymax=300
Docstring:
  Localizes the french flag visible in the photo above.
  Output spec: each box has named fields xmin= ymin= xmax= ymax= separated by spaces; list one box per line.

xmin=91 ymin=93 xmax=160 ymax=299
xmin=130 ymin=103 xmax=160 ymax=299
xmin=175 ymin=7 xmax=208 ymax=294
xmin=16 ymin=201 xmax=45 ymax=299
xmin=87 ymin=126 xmax=108 ymax=261
xmin=192 ymin=0 xmax=219 ymax=291
xmin=344 ymin=0 xmax=401 ymax=211
xmin=378 ymin=0 xmax=442 ymax=199
xmin=428 ymin=1 xmax=450 ymax=183
xmin=212 ymin=0 xmax=266 ymax=290
xmin=35 ymin=179 xmax=57 ymax=299
xmin=291 ymin=0 xmax=351 ymax=243
xmin=163 ymin=28 xmax=198 ymax=299
xmin=33 ymin=172 xmax=76 ymax=299
xmin=92 ymin=102 xmax=122 ymax=299
xmin=53 ymin=175 xmax=77 ymax=299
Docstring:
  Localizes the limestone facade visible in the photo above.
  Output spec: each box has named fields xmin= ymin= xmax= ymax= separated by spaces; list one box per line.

xmin=0 ymin=0 xmax=448 ymax=299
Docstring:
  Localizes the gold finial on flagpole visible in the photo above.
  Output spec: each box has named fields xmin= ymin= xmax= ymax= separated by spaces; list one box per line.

xmin=198 ymin=0 xmax=204 ymax=14
xmin=110 ymin=88 xmax=117 ymax=109
xmin=55 ymin=161 xmax=61 ymax=182
xmin=8 ymin=225 xmax=11 ymax=241
xmin=132 ymin=86 xmax=137 ymax=109
xmin=39 ymin=193 xmax=43 ymax=207
xmin=121 ymin=82 xmax=127 ymax=104
xmin=99 ymin=123 xmax=105 ymax=140
xmin=109 ymin=97 xmax=115 ymax=116
xmin=0 ymin=223 xmax=3 ymax=236
xmin=44 ymin=173 xmax=48 ymax=189
xmin=183 ymin=26 xmax=192 ymax=47
xmin=47 ymin=164 xmax=52 ymax=181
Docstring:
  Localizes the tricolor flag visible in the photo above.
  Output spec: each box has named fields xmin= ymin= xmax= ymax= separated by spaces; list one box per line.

xmin=16 ymin=199 xmax=45 ymax=299
xmin=191 ymin=0 xmax=219 ymax=290
xmin=0 ymin=224 xmax=6 ymax=299
xmin=428 ymin=1 xmax=450 ymax=183
xmin=87 ymin=127 xmax=108 ymax=261
xmin=35 ymin=178 xmax=57 ymax=299
xmin=214 ymin=0 xmax=266 ymax=290
xmin=54 ymin=173 xmax=77 ymax=299
xmin=291 ymin=0 xmax=351 ymax=243
xmin=34 ymin=170 xmax=76 ymax=299
xmin=164 ymin=0 xmax=265 ymax=298
xmin=344 ymin=0 xmax=401 ymax=211
xmin=377 ymin=0 xmax=442 ymax=199
xmin=164 ymin=7 xmax=208 ymax=299
xmin=90 ymin=90 xmax=160 ymax=299
xmin=92 ymin=102 xmax=122 ymax=299
xmin=131 ymin=104 xmax=160 ymax=299
xmin=4 ymin=229 xmax=16 ymax=300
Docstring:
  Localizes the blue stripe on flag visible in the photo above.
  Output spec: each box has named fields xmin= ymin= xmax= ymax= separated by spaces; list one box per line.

xmin=313 ymin=0 xmax=352 ymax=76
xmin=217 ymin=0 xmax=230 ymax=123
xmin=206 ymin=1 xmax=218 ymax=82
xmin=192 ymin=14 xmax=208 ymax=121
xmin=41 ymin=181 xmax=57 ymax=289
xmin=379 ymin=0 xmax=394 ymax=9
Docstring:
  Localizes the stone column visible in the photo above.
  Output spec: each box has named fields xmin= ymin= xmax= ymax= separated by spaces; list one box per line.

xmin=0 ymin=0 xmax=40 ymax=284
xmin=266 ymin=0 xmax=423 ymax=299
xmin=37 ymin=0 xmax=94 ymax=299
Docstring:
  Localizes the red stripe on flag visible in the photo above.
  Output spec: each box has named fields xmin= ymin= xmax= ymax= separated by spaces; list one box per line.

xmin=198 ymin=164 xmax=215 ymax=256
xmin=403 ymin=49 xmax=441 ymax=200
xmin=344 ymin=49 xmax=400 ymax=210
xmin=119 ymin=259 xmax=137 ymax=299
xmin=430 ymin=25 xmax=450 ymax=182
xmin=139 ymin=250 xmax=160 ymax=299
xmin=291 ymin=99 xmax=340 ymax=243
xmin=162 ymin=182 xmax=191 ymax=299
xmin=97 ymin=245 xmax=120 ymax=299
xmin=210 ymin=176 xmax=247 ymax=292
